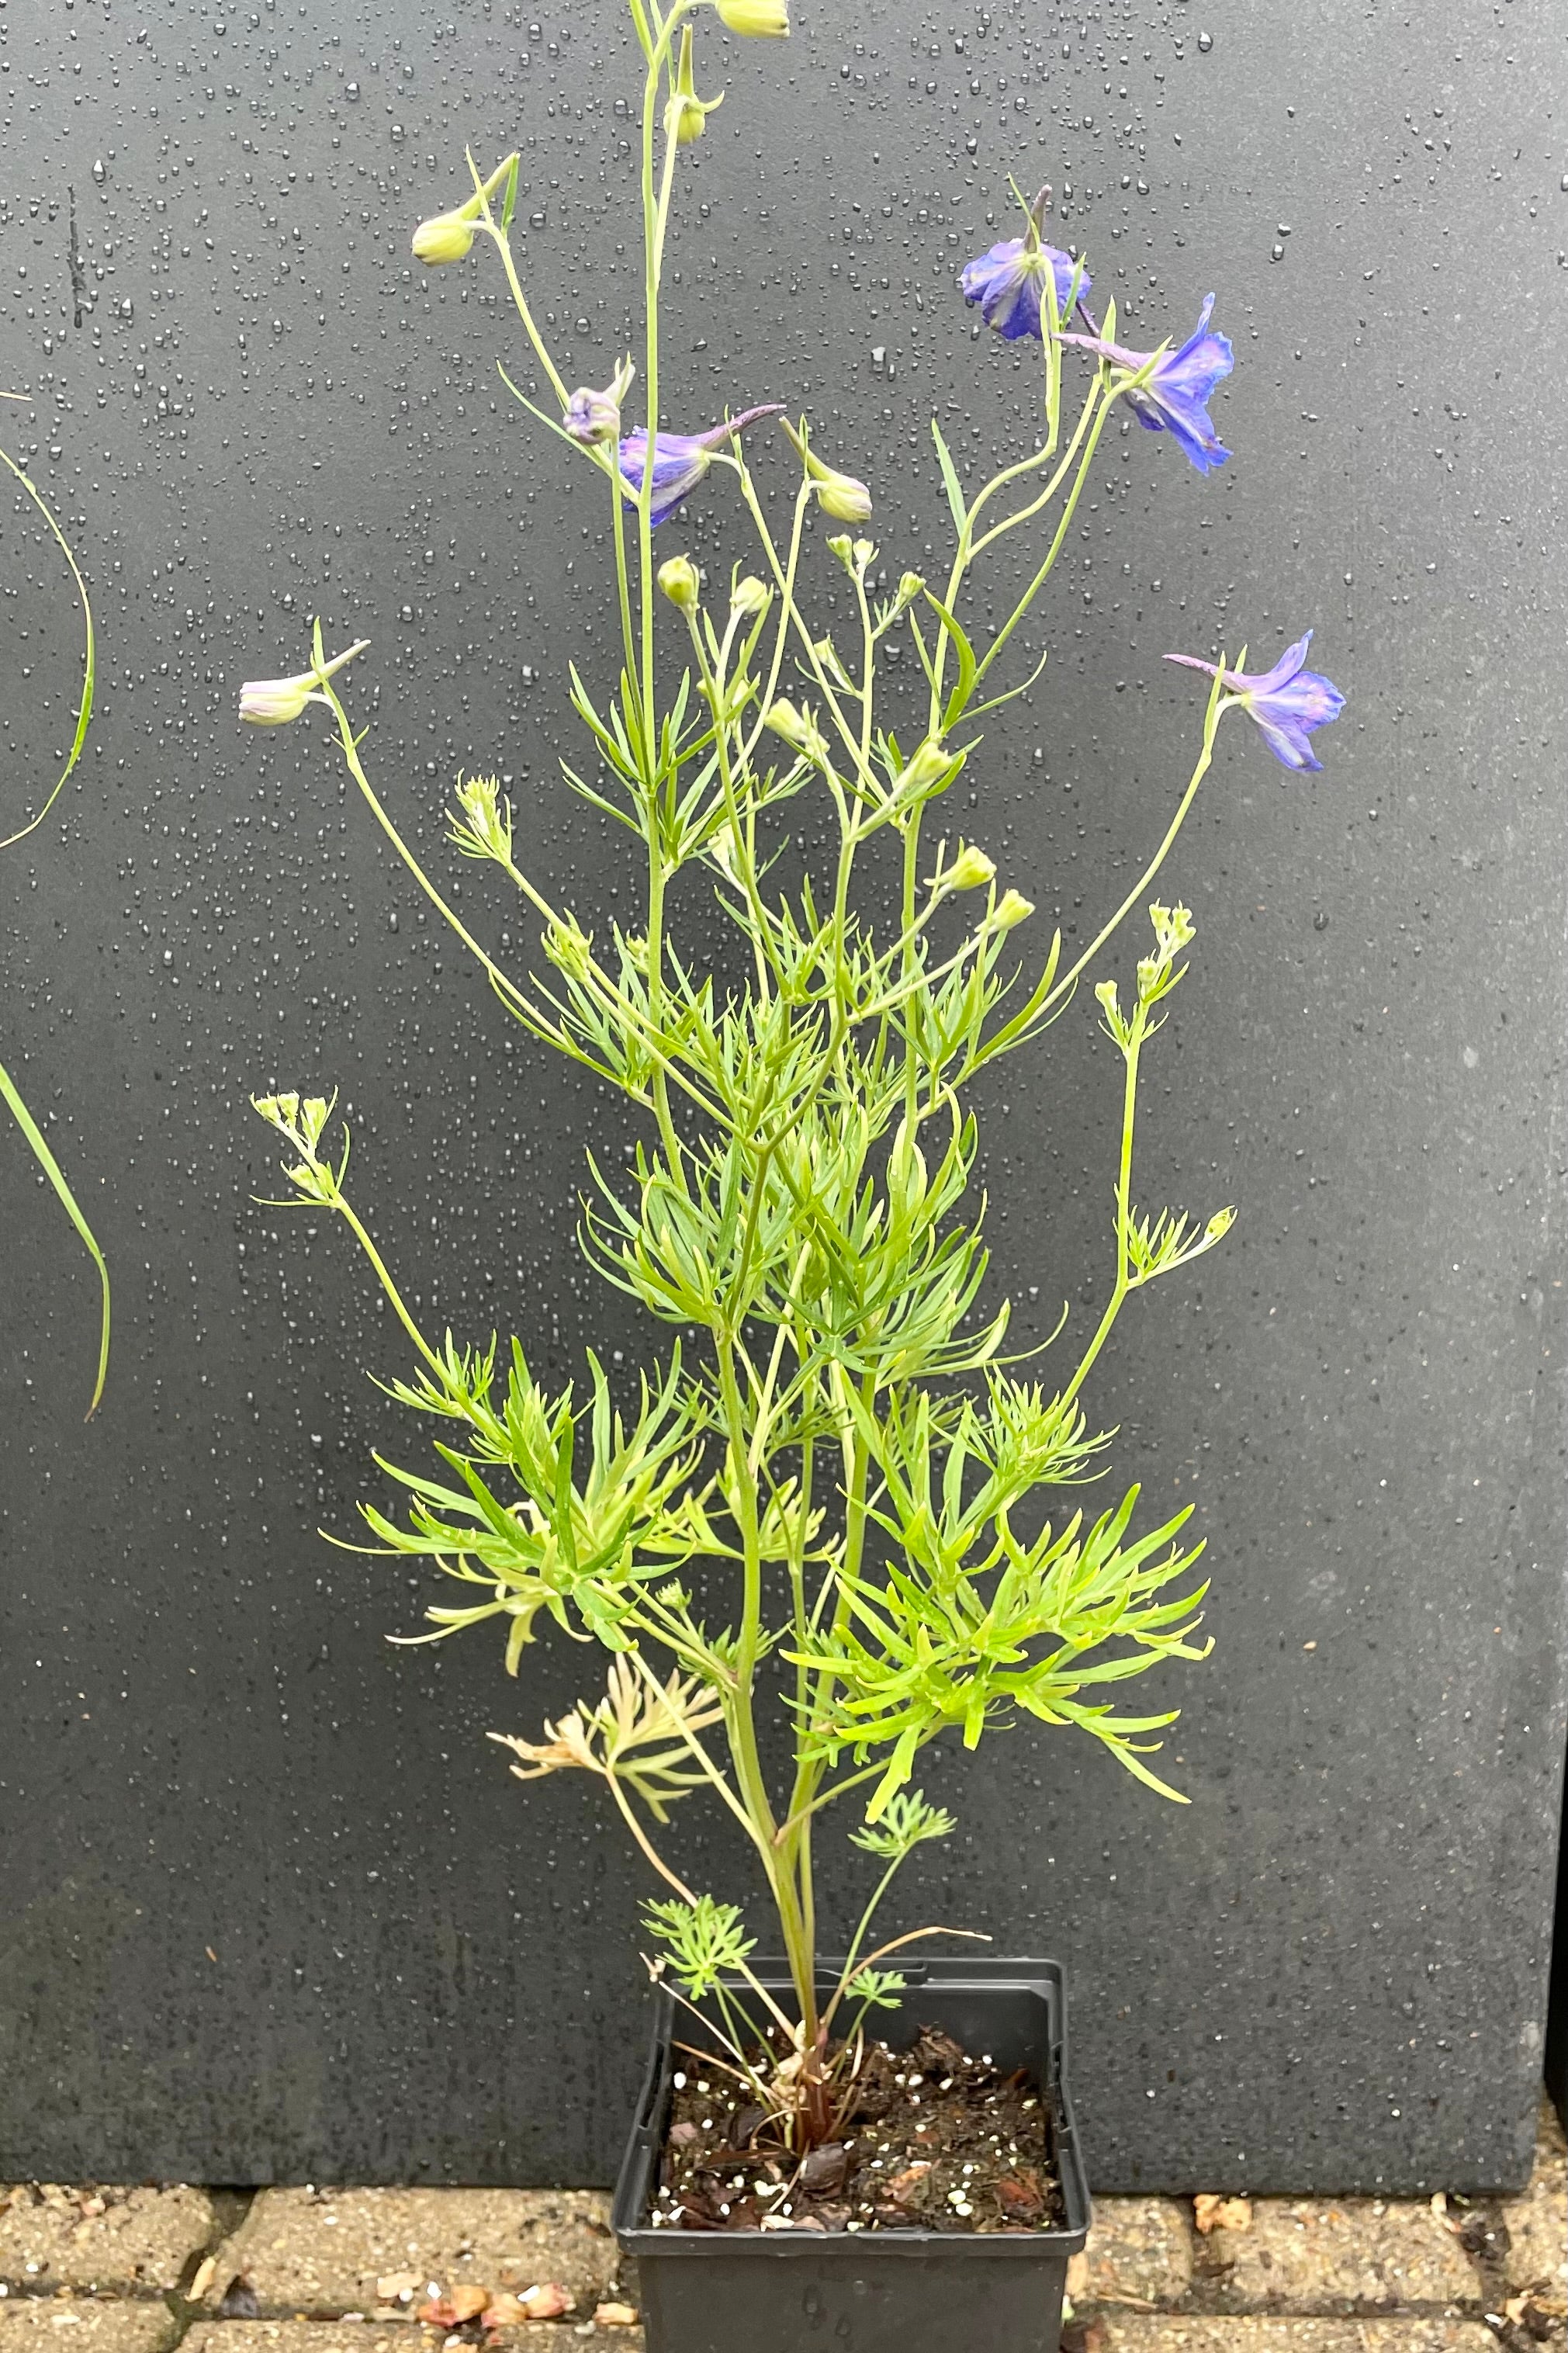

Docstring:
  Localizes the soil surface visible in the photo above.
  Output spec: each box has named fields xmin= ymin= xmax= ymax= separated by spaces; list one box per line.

xmin=648 ymin=2022 xmax=1068 ymax=2235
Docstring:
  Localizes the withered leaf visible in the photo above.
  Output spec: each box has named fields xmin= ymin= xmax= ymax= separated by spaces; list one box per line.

xmin=801 ymin=2141 xmax=849 ymax=2195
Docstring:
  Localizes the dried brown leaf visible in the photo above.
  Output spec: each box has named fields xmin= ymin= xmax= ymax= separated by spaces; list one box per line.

xmin=1193 ymin=2192 xmax=1252 ymax=2234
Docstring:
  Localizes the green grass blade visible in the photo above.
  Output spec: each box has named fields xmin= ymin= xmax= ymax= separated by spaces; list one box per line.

xmin=0 ymin=439 xmax=95 ymax=850
xmin=0 ymin=1056 xmax=110 ymax=1418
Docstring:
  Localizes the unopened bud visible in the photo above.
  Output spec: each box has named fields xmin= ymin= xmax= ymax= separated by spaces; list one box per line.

xmin=238 ymin=673 xmax=313 ymax=726
xmin=946 ymin=844 xmax=996 ymax=892
xmin=658 ymin=554 xmax=701 ymax=612
xmin=896 ymin=736 xmax=956 ymax=798
xmin=563 ymin=355 xmax=635 ymax=448
xmin=814 ymin=464 xmax=872 ymax=523
xmin=992 ymin=889 xmax=1036 ymax=931
xmin=544 ymin=915 xmax=594 ymax=982
xmin=1206 ymin=1205 xmax=1236 ymax=1242
xmin=781 ymin=414 xmax=872 ymax=524
xmin=1094 ymin=978 xmax=1120 ymax=1015
xmin=896 ymin=570 xmax=926 ymax=607
xmin=238 ymin=636 xmax=368 ymax=728
xmin=763 ymin=698 xmax=826 ymax=760
xmin=666 ymin=24 xmax=722 ymax=144
xmin=411 ymin=206 xmax=478 ymax=266
xmin=731 ymin=574 xmax=770 ymax=615
xmin=252 ymin=1091 xmax=302 ymax=1132
xmin=452 ymin=771 xmax=512 ymax=862
xmin=715 ymin=0 xmax=790 ymax=34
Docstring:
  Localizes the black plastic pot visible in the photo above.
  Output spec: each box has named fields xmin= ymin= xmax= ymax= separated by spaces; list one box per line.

xmin=613 ymin=1956 xmax=1091 ymax=2353
xmin=1547 ymin=1734 xmax=1567 ymax=2130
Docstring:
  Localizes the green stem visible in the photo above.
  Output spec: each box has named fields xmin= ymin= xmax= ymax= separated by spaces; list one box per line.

xmin=0 ymin=442 xmax=95 ymax=850
xmin=0 ymin=1055 xmax=110 ymax=1418
xmin=1057 ymin=1003 xmax=1144 ymax=1416
xmin=1039 ymin=681 xmax=1225 ymax=1022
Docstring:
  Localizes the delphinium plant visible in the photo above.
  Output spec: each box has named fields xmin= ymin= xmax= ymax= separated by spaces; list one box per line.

xmin=244 ymin=0 xmax=1342 ymax=2159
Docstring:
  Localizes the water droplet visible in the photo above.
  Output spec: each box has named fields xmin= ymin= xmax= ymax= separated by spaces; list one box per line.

xmin=92 ymin=158 xmax=107 ymax=184
xmin=1313 ymin=912 xmax=1329 ymax=933
xmin=389 ymin=122 xmax=407 ymax=144
xmin=1271 ymin=242 xmax=1285 ymax=262
xmin=118 ymin=296 xmax=134 ymax=320
xmin=388 ymin=912 xmax=400 ymax=934
xmin=346 ymin=79 xmax=360 ymax=101
xmin=1561 ymin=173 xmax=1568 ymax=192
xmin=1197 ymin=29 xmax=1213 ymax=51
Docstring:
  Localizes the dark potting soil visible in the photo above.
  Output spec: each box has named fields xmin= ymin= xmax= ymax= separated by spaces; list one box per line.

xmin=649 ymin=2023 xmax=1068 ymax=2236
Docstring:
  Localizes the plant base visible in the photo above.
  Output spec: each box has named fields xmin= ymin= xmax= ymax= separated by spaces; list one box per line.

xmin=612 ymin=1957 xmax=1091 ymax=2353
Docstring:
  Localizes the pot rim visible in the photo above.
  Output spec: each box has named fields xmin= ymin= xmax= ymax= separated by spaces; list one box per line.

xmin=612 ymin=1954 xmax=1092 ymax=2258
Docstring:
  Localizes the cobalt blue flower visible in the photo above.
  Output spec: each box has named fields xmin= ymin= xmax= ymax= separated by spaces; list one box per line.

xmin=960 ymin=233 xmax=1088 ymax=341
xmin=1165 ymin=632 xmax=1345 ymax=771
xmin=618 ymin=403 xmax=783 ymax=525
xmin=1066 ymin=295 xmax=1234 ymax=473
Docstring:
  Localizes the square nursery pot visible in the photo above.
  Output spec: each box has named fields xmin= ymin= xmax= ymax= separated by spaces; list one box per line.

xmin=613 ymin=1956 xmax=1091 ymax=2353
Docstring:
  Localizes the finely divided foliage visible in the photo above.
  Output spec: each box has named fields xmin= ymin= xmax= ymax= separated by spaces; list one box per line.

xmin=244 ymin=0 xmax=1342 ymax=2143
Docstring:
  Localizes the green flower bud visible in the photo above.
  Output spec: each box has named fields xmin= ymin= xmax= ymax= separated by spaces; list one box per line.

xmin=666 ymin=24 xmax=724 ymax=144
xmin=1094 ymin=979 xmax=1120 ymax=1016
xmin=252 ymin=1090 xmax=301 ymax=1132
xmin=451 ymin=771 xmax=513 ymax=863
xmin=714 ymin=0 xmax=790 ymax=34
xmin=238 ymin=636 xmax=369 ymax=726
xmin=781 ymin=414 xmax=872 ymax=524
xmin=237 ymin=672 xmax=313 ymax=726
xmin=895 ymin=736 xmax=956 ymax=798
xmin=544 ymin=914 xmax=594 ymax=982
xmin=896 ymin=570 xmax=926 ymax=607
xmin=411 ymin=206 xmax=479 ymax=265
xmin=1206 ymin=1205 xmax=1236 ymax=1242
xmin=764 ymin=697 xmax=808 ymax=744
xmin=763 ymin=698 xmax=827 ymax=760
xmin=730 ymin=574 xmax=770 ymax=615
xmin=814 ymin=464 xmax=872 ymax=523
xmin=658 ymin=554 xmax=701 ymax=613
xmin=946 ymin=843 xmax=996 ymax=891
xmin=992 ymin=888 xmax=1036 ymax=930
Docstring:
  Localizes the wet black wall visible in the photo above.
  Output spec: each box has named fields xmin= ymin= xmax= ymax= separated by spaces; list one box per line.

xmin=2 ymin=0 xmax=1566 ymax=2193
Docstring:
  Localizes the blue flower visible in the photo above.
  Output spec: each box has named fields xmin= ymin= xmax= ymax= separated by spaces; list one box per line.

xmin=1067 ymin=295 xmax=1234 ymax=473
xmin=960 ymin=234 xmax=1088 ymax=341
xmin=1166 ymin=632 xmax=1345 ymax=771
xmin=617 ymin=403 xmax=783 ymax=525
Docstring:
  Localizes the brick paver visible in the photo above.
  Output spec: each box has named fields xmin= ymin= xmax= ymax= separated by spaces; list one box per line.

xmin=0 ymin=2304 xmax=180 ymax=2353
xmin=0 ymin=2191 xmax=216 ymax=2296
xmin=199 ymin=2190 xmax=618 ymax=2320
xmin=1 ymin=2097 xmax=1560 ymax=2353
xmin=183 ymin=2330 xmax=638 ymax=2353
xmin=1085 ymin=2323 xmax=1498 ymax=2353
xmin=1072 ymin=2199 xmax=1196 ymax=2306
xmin=1496 ymin=2099 xmax=1568 ymax=2299
xmin=1203 ymin=2197 xmax=1481 ymax=2310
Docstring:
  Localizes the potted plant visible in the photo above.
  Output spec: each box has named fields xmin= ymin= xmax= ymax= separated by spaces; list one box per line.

xmin=242 ymin=2 xmax=1344 ymax=2344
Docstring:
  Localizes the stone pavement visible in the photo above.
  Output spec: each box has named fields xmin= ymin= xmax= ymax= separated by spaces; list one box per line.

xmin=0 ymin=2102 xmax=1560 ymax=2353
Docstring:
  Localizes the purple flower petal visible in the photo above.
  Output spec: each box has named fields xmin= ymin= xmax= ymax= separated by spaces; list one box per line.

xmin=616 ymin=405 xmax=784 ymax=526
xmin=1164 ymin=629 xmax=1345 ymax=771
xmin=960 ymin=236 xmax=1088 ymax=341
xmin=1067 ymin=294 xmax=1233 ymax=473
